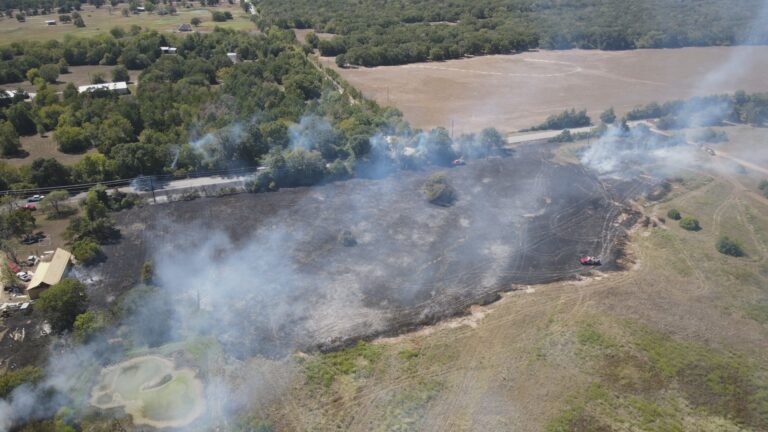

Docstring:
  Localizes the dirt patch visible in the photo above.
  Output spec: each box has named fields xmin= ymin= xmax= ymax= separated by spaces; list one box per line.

xmin=321 ymin=46 xmax=768 ymax=133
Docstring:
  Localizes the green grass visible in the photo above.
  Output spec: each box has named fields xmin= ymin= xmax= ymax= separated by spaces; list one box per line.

xmin=378 ymin=378 xmax=443 ymax=432
xmin=745 ymin=303 xmax=768 ymax=325
xmin=303 ymin=341 xmax=384 ymax=388
xmin=139 ymin=373 xmax=200 ymax=421
xmin=551 ymin=319 xmax=768 ymax=431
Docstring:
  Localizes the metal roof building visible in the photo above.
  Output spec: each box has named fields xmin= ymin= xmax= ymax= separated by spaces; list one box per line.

xmin=26 ymin=249 xmax=72 ymax=300
xmin=77 ymin=81 xmax=129 ymax=95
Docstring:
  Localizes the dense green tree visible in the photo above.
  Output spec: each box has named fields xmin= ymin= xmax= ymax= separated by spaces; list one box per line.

xmin=70 ymin=153 xmax=116 ymax=183
xmin=40 ymin=190 xmax=70 ymax=217
xmin=37 ymin=278 xmax=88 ymax=333
xmin=38 ymin=64 xmax=60 ymax=84
xmin=72 ymin=237 xmax=103 ymax=265
xmin=111 ymin=65 xmax=130 ymax=82
xmin=95 ymin=115 xmax=134 ymax=154
xmin=2 ymin=208 xmax=35 ymax=239
xmin=30 ymin=158 xmax=70 ymax=187
xmin=5 ymin=103 xmax=37 ymax=135
xmin=54 ymin=125 xmax=90 ymax=153
xmin=0 ymin=120 xmax=21 ymax=156
xmin=600 ymin=107 xmax=616 ymax=124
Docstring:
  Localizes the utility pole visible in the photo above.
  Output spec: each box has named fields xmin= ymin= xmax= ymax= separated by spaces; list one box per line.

xmin=451 ymin=119 xmax=455 ymax=139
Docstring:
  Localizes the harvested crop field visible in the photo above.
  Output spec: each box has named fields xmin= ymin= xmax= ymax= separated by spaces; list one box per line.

xmin=91 ymin=142 xmax=648 ymax=359
xmin=321 ymin=46 xmax=768 ymax=133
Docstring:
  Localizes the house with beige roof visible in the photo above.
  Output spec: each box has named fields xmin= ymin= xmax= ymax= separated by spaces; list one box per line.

xmin=26 ymin=249 xmax=72 ymax=300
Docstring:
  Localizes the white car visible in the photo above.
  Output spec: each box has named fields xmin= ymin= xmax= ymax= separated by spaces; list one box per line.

xmin=15 ymin=271 xmax=33 ymax=282
xmin=27 ymin=194 xmax=44 ymax=202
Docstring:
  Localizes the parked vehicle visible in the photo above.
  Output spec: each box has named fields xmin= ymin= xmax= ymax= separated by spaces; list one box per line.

xmin=26 ymin=194 xmax=44 ymax=202
xmin=580 ymin=256 xmax=602 ymax=265
xmin=15 ymin=271 xmax=33 ymax=282
xmin=21 ymin=203 xmax=36 ymax=211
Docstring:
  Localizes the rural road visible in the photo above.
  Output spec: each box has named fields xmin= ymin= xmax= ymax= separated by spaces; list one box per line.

xmin=506 ymin=126 xmax=595 ymax=144
xmin=636 ymin=120 xmax=768 ymax=176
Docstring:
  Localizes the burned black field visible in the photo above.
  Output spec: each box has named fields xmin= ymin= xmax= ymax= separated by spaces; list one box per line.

xmin=93 ymin=143 xmax=646 ymax=358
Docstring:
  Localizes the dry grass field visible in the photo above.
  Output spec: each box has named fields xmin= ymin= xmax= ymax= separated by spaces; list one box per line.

xmin=0 ymin=2 xmax=255 ymax=45
xmin=321 ymin=46 xmax=768 ymax=134
xmin=1 ymin=134 xmax=95 ymax=167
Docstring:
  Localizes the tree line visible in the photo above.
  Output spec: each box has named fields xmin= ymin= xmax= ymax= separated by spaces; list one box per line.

xmin=254 ymin=0 xmax=767 ymax=67
xmin=0 ymin=26 xmax=407 ymax=191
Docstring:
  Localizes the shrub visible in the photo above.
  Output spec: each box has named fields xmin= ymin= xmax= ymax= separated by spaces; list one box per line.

xmin=180 ymin=189 xmax=200 ymax=201
xmin=0 ymin=367 xmax=43 ymax=398
xmin=214 ymin=186 xmax=238 ymax=197
xmin=141 ymin=261 xmax=153 ymax=282
xmin=73 ymin=311 xmax=104 ymax=342
xmin=759 ymin=179 xmax=768 ymax=198
xmin=38 ymin=64 xmax=60 ymax=83
xmin=211 ymin=11 xmax=232 ymax=21
xmin=337 ymin=230 xmax=357 ymax=247
xmin=667 ymin=208 xmax=681 ymax=220
xmin=716 ymin=236 xmax=744 ymax=257
xmin=423 ymin=172 xmax=457 ymax=206
xmin=112 ymin=65 xmax=129 ymax=82
xmin=679 ymin=216 xmax=701 ymax=231
xmin=72 ymin=237 xmax=103 ymax=265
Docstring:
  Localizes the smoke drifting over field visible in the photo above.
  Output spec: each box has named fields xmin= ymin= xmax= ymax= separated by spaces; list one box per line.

xmin=580 ymin=125 xmax=695 ymax=176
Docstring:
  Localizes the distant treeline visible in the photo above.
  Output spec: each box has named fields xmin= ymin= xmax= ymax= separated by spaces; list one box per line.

xmin=254 ymin=0 xmax=768 ymax=67
xmin=625 ymin=92 xmax=768 ymax=129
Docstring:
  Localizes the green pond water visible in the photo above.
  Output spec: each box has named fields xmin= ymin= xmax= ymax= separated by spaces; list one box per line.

xmin=91 ymin=355 xmax=206 ymax=428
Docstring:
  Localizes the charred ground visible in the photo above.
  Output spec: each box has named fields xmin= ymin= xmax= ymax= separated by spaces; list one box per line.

xmin=91 ymin=143 xmax=647 ymax=358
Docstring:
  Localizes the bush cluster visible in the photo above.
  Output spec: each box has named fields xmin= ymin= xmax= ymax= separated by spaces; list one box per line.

xmin=423 ymin=172 xmax=457 ymax=207
xmin=679 ymin=216 xmax=701 ymax=231
xmin=716 ymin=236 xmax=744 ymax=257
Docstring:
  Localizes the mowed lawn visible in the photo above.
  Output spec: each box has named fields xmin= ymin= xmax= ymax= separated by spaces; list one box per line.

xmin=0 ymin=3 xmax=256 ymax=45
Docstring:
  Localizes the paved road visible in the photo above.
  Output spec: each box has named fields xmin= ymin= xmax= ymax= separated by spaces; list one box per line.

xmin=506 ymin=126 xmax=596 ymax=144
